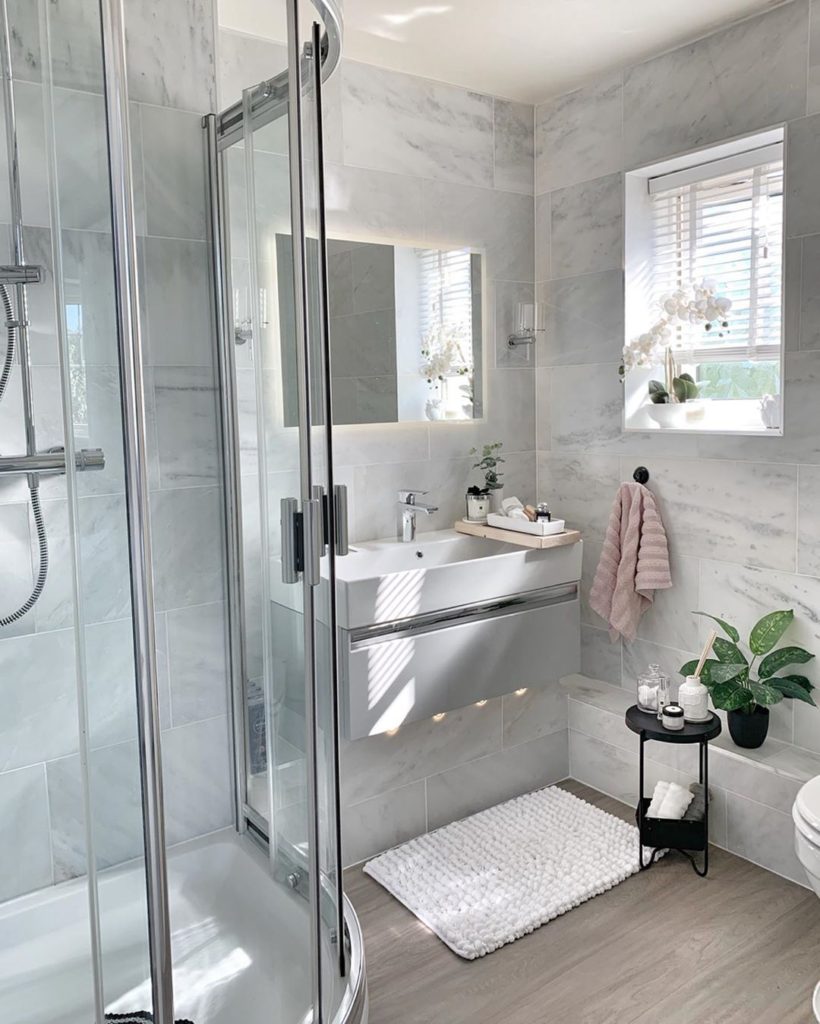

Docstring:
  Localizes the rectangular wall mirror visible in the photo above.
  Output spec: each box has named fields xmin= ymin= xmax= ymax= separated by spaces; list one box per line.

xmin=623 ymin=127 xmax=785 ymax=435
xmin=276 ymin=237 xmax=484 ymax=425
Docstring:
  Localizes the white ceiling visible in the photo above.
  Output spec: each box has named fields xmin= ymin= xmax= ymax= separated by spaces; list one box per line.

xmin=219 ymin=0 xmax=786 ymax=103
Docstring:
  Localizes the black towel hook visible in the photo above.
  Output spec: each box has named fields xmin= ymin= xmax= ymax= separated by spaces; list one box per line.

xmin=633 ymin=466 xmax=650 ymax=485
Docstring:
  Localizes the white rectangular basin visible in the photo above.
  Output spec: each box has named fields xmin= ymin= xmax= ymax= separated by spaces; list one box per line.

xmin=336 ymin=528 xmax=583 ymax=630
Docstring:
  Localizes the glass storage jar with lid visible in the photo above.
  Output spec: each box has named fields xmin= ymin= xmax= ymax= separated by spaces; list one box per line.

xmin=637 ymin=663 xmax=670 ymax=716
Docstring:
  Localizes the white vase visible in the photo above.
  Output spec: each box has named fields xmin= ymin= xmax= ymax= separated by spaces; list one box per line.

xmin=490 ymin=488 xmax=504 ymax=513
xmin=646 ymin=402 xmax=686 ymax=428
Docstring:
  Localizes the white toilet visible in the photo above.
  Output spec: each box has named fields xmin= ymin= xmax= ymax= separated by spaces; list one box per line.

xmin=793 ymin=776 xmax=820 ymax=1022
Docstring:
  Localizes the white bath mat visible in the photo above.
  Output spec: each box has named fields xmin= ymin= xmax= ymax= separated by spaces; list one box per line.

xmin=364 ymin=785 xmax=647 ymax=959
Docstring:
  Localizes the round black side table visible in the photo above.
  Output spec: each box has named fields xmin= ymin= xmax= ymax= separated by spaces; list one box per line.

xmin=625 ymin=705 xmax=722 ymax=878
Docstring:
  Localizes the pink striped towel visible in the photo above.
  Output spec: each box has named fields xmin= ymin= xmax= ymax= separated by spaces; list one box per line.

xmin=589 ymin=482 xmax=672 ymax=642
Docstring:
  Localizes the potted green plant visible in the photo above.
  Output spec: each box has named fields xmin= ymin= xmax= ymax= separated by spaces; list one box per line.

xmin=470 ymin=441 xmax=504 ymax=512
xmin=680 ymin=610 xmax=816 ymax=749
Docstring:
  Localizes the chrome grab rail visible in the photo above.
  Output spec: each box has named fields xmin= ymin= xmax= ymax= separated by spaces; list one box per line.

xmin=0 ymin=446 xmax=105 ymax=476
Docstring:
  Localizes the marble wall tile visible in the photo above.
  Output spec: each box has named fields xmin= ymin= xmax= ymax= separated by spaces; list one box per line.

xmin=550 ymin=362 xmax=623 ymax=451
xmin=535 ymin=72 xmax=623 ymax=193
xmin=623 ymin=0 xmax=808 ymax=167
xmin=149 ymin=486 xmax=225 ymax=611
xmin=143 ymin=237 xmax=215 ymax=367
xmin=0 ymin=764 xmax=52 ymax=899
xmin=493 ymin=99 xmax=534 ymax=195
xmin=698 ymin=559 xmax=820 ymax=751
xmin=342 ymin=62 xmax=494 ymax=189
xmin=325 ymin=164 xmax=425 ymax=245
xmin=140 ymin=105 xmax=208 ymax=241
xmin=166 ymin=602 xmax=229 ymax=726
xmin=152 ymin=366 xmax=220 ymax=488
xmin=787 ymin=113 xmax=820 ymax=239
xmin=342 ymin=780 xmax=426 ymax=866
xmin=617 ymin=457 xmax=797 ymax=571
xmin=537 ymin=270 xmax=624 ymax=366
xmin=8 ymin=0 xmax=105 ymax=93
xmin=811 ymin=0 xmax=820 ymax=113
xmin=570 ymin=729 xmax=684 ymax=808
xmin=581 ymin=624 xmax=622 ymax=685
xmin=535 ymin=366 xmax=551 ymax=451
xmin=494 ymin=280 xmax=534 ymax=368
xmin=73 ymin=365 xmax=132 ymax=498
xmin=622 ymin=637 xmax=696 ymax=696
xmin=535 ymin=192 xmax=550 ymax=283
xmin=536 ymin=270 xmax=622 ymax=370
xmin=125 ymin=0 xmax=216 ymax=114
xmin=340 ymin=699 xmax=502 ymax=807
xmin=423 ymin=179 xmax=534 ymax=283
xmin=47 ymin=741 xmax=144 ymax=880
xmin=785 ymin=236 xmax=803 ymax=352
xmin=330 ymin=310 xmax=397 ymax=379
xmin=537 ymin=452 xmax=621 ymax=542
xmin=710 ymin=747 xmax=803 ymax=815
xmin=332 ymin=422 xmax=429 ymax=469
xmin=726 ymin=792 xmax=804 ymax=883
xmin=502 ymin=681 xmax=567 ymax=746
xmin=550 ymin=173 xmax=623 ymax=280
xmin=161 ymin=716 xmax=232 ymax=845
xmin=0 ymin=502 xmax=34 ymax=640
xmin=636 ymin=554 xmax=701 ymax=653
xmin=53 ymin=87 xmax=113 ymax=232
xmin=35 ymin=494 xmax=133 ymax=630
xmin=84 ymin=616 xmax=171 ymax=749
xmin=799 ymin=234 xmax=820 ymax=349
xmin=798 ymin=465 xmax=820 ymax=576
xmin=426 ymin=731 xmax=569 ymax=831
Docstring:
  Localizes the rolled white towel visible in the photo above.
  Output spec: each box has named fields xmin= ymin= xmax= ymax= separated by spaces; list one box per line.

xmin=501 ymin=496 xmax=524 ymax=514
xmin=646 ymin=780 xmax=694 ymax=820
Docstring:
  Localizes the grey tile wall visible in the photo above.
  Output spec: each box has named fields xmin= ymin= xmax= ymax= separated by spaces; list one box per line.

xmin=0 ymin=0 xmax=230 ymax=902
xmin=536 ymin=0 xmax=820 ymax=768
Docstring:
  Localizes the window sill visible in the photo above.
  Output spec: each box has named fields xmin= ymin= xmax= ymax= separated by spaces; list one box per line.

xmin=625 ymin=398 xmax=782 ymax=436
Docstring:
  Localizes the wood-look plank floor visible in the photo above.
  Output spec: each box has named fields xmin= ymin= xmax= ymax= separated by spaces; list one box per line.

xmin=345 ymin=780 xmax=820 ymax=1024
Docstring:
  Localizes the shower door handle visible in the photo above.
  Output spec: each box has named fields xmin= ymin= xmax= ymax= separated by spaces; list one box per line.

xmin=333 ymin=484 xmax=349 ymax=556
xmin=280 ymin=496 xmax=302 ymax=584
xmin=302 ymin=497 xmax=323 ymax=587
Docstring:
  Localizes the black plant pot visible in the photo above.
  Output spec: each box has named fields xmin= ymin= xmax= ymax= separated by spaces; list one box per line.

xmin=728 ymin=706 xmax=770 ymax=749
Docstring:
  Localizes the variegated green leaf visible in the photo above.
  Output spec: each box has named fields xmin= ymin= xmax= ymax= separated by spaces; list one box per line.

xmin=710 ymin=681 xmax=751 ymax=711
xmin=778 ymin=674 xmax=814 ymax=692
xmin=769 ymin=677 xmax=817 ymax=705
xmin=680 ymin=659 xmax=721 ymax=685
xmin=693 ymin=612 xmax=740 ymax=643
xmin=748 ymin=680 xmax=784 ymax=706
xmin=709 ymin=662 xmax=748 ymax=685
xmin=758 ymin=645 xmax=814 ymax=678
xmin=749 ymin=609 xmax=794 ymax=655
xmin=713 ymin=637 xmax=747 ymax=665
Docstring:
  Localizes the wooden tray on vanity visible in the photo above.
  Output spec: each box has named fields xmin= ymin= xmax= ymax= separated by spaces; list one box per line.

xmin=454 ymin=519 xmax=582 ymax=550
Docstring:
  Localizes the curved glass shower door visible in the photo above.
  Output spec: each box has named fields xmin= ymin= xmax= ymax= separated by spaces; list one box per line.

xmin=213 ymin=2 xmax=354 ymax=1022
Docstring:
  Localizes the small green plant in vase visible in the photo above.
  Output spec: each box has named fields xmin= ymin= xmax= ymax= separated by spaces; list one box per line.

xmin=681 ymin=610 xmax=816 ymax=749
xmin=470 ymin=442 xmax=504 ymax=512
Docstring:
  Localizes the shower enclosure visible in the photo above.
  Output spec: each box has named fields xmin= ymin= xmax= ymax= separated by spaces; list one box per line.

xmin=0 ymin=0 xmax=365 ymax=1022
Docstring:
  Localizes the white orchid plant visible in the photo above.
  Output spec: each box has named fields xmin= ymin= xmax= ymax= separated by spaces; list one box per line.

xmin=621 ymin=279 xmax=733 ymax=406
xmin=420 ymin=324 xmax=471 ymax=390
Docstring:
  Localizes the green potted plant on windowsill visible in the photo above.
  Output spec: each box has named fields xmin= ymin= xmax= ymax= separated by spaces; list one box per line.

xmin=680 ymin=610 xmax=816 ymax=749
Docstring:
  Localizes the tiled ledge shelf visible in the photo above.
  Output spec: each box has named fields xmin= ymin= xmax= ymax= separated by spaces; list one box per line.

xmin=562 ymin=674 xmax=820 ymax=887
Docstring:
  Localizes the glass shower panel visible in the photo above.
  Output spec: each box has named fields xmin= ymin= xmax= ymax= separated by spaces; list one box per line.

xmin=0 ymin=0 xmax=152 ymax=1021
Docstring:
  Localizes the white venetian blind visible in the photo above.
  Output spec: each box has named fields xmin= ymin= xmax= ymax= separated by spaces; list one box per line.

xmin=649 ymin=145 xmax=783 ymax=361
xmin=416 ymin=247 xmax=473 ymax=358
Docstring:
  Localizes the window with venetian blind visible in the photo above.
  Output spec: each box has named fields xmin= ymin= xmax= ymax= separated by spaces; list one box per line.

xmin=624 ymin=129 xmax=785 ymax=434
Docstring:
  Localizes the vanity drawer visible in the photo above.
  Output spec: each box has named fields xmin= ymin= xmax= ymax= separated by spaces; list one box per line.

xmin=342 ymin=585 xmax=580 ymax=739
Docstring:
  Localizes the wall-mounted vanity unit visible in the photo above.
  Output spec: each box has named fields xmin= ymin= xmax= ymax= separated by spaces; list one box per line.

xmin=332 ymin=530 xmax=582 ymax=739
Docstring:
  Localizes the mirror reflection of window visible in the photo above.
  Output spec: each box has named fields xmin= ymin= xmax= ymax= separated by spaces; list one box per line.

xmin=275 ymin=234 xmax=483 ymax=427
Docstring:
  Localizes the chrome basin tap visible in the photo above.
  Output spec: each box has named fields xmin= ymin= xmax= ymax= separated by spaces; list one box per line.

xmin=397 ymin=489 xmax=438 ymax=542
